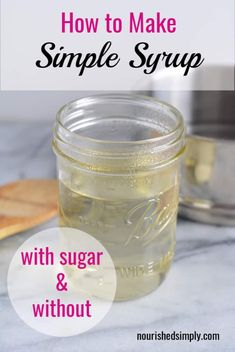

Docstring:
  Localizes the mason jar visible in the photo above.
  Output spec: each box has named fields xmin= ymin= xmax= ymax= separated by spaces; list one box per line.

xmin=53 ymin=94 xmax=185 ymax=301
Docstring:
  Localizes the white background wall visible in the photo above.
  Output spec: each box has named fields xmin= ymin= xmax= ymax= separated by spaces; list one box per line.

xmin=0 ymin=92 xmax=94 ymax=121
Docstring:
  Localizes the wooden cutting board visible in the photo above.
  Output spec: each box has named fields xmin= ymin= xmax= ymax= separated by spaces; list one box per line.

xmin=0 ymin=179 xmax=58 ymax=240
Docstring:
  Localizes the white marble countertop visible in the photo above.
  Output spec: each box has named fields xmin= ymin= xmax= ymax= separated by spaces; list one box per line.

xmin=0 ymin=121 xmax=235 ymax=352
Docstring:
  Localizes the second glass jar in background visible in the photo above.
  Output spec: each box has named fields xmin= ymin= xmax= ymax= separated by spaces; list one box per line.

xmin=53 ymin=94 xmax=185 ymax=300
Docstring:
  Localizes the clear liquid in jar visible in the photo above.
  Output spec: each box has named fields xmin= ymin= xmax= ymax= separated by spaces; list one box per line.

xmin=58 ymin=165 xmax=178 ymax=301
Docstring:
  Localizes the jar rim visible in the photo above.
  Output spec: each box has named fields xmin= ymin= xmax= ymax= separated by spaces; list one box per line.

xmin=55 ymin=94 xmax=184 ymax=149
xmin=53 ymin=94 xmax=185 ymax=171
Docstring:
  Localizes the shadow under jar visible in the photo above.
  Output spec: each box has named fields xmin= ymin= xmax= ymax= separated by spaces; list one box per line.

xmin=53 ymin=94 xmax=185 ymax=301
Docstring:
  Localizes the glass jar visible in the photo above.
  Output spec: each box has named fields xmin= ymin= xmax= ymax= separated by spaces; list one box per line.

xmin=53 ymin=94 xmax=185 ymax=301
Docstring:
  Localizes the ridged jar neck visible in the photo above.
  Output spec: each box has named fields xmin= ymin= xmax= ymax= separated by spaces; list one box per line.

xmin=53 ymin=94 xmax=185 ymax=172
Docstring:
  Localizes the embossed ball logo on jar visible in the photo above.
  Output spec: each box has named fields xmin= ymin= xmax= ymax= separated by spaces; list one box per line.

xmin=125 ymin=187 xmax=178 ymax=247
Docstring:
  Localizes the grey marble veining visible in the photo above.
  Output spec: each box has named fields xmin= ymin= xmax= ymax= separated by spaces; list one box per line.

xmin=0 ymin=121 xmax=56 ymax=185
xmin=0 ymin=122 xmax=235 ymax=352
